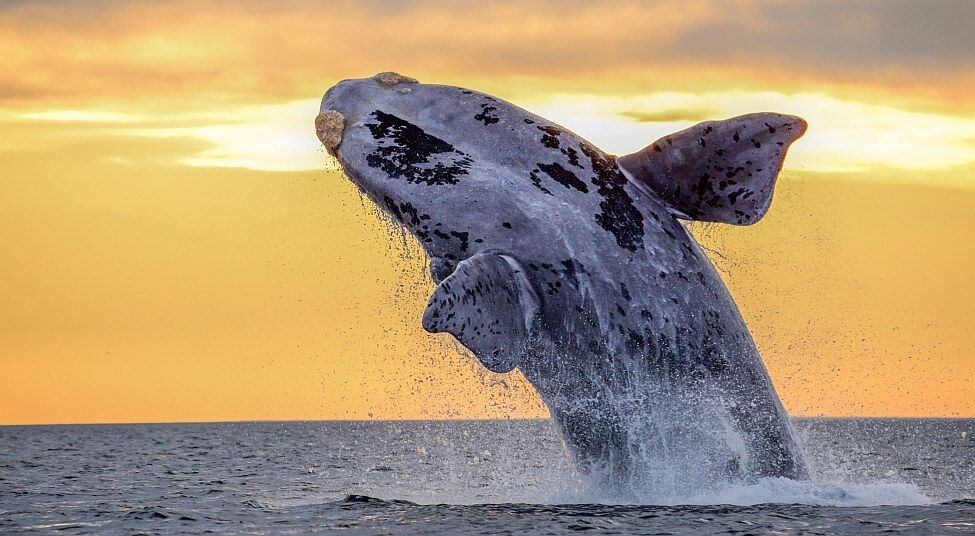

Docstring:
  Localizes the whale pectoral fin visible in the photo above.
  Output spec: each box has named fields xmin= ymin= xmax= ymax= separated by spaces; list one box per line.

xmin=617 ymin=113 xmax=807 ymax=225
xmin=422 ymin=252 xmax=540 ymax=373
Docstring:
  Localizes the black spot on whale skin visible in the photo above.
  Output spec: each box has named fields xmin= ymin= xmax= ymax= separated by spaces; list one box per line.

xmin=474 ymin=103 xmax=500 ymax=125
xmin=383 ymin=196 xmax=423 ymax=226
xmin=728 ymin=187 xmax=748 ymax=205
xmin=560 ymin=259 xmax=583 ymax=288
xmin=537 ymin=125 xmax=563 ymax=149
xmin=383 ymin=196 xmax=436 ymax=243
xmin=545 ymin=281 xmax=561 ymax=295
xmin=579 ymin=142 xmax=645 ymax=252
xmin=364 ymin=110 xmax=472 ymax=186
xmin=399 ymin=202 xmax=422 ymax=226
xmin=382 ymin=195 xmax=402 ymax=220
xmin=537 ymin=162 xmax=589 ymax=193
xmin=620 ymin=283 xmax=631 ymax=301
xmin=449 ymin=230 xmax=470 ymax=252
xmin=625 ymin=329 xmax=644 ymax=355
xmin=528 ymin=169 xmax=554 ymax=195
xmin=562 ymin=146 xmax=582 ymax=168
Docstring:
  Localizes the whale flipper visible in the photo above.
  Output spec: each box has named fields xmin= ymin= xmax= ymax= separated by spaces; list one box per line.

xmin=618 ymin=112 xmax=807 ymax=225
xmin=422 ymin=252 xmax=540 ymax=373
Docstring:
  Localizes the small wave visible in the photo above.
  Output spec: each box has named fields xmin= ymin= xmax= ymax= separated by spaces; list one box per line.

xmin=288 ymin=482 xmax=931 ymax=509
xmin=341 ymin=494 xmax=414 ymax=506
xmin=679 ymin=477 xmax=931 ymax=507
xmin=122 ymin=506 xmax=198 ymax=521
xmin=242 ymin=499 xmax=275 ymax=509
xmin=244 ymin=494 xmax=418 ymax=510
xmin=23 ymin=521 xmax=111 ymax=530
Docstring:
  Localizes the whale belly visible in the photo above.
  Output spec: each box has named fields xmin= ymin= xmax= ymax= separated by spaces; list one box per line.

xmin=517 ymin=280 xmax=808 ymax=496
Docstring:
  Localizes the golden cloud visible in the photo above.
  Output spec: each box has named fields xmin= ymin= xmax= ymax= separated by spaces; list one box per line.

xmin=0 ymin=0 xmax=972 ymax=115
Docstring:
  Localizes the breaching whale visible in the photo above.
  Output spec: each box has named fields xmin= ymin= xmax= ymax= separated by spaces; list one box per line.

xmin=316 ymin=72 xmax=809 ymax=495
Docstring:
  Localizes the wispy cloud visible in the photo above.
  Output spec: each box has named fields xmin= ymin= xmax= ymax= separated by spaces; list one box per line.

xmin=124 ymin=99 xmax=330 ymax=171
xmin=7 ymin=90 xmax=972 ymax=179
xmin=0 ymin=0 xmax=972 ymax=110
xmin=0 ymin=0 xmax=972 ymax=178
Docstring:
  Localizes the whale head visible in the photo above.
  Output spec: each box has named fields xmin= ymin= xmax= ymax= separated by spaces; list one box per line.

xmin=318 ymin=72 xmax=585 ymax=281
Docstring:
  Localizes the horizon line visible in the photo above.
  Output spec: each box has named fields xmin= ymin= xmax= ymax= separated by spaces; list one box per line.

xmin=3 ymin=415 xmax=974 ymax=427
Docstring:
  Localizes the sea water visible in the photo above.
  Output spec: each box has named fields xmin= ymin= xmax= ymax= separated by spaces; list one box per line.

xmin=1 ymin=419 xmax=973 ymax=534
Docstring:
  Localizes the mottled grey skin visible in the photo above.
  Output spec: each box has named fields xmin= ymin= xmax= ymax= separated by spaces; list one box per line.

xmin=318 ymin=73 xmax=808 ymax=495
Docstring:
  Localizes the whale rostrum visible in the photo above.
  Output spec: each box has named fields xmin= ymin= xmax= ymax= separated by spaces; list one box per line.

xmin=317 ymin=72 xmax=809 ymax=495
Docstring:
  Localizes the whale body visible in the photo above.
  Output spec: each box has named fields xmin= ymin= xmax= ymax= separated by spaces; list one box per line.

xmin=317 ymin=72 xmax=809 ymax=495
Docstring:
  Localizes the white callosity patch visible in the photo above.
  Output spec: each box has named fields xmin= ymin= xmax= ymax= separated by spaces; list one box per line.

xmin=372 ymin=71 xmax=419 ymax=87
xmin=315 ymin=109 xmax=345 ymax=156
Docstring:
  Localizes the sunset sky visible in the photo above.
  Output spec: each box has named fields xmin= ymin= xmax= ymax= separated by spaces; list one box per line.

xmin=1 ymin=0 xmax=973 ymax=424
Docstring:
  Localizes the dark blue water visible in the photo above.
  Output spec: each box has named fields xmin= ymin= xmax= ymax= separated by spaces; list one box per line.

xmin=1 ymin=419 xmax=973 ymax=534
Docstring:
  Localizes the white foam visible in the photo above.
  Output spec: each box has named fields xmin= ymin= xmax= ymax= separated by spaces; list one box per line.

xmin=655 ymin=477 xmax=932 ymax=507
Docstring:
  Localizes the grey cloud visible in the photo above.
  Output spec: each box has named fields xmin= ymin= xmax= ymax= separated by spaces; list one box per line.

xmin=663 ymin=0 xmax=975 ymax=71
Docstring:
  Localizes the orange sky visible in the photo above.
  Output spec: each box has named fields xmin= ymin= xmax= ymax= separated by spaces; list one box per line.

xmin=1 ymin=1 xmax=973 ymax=424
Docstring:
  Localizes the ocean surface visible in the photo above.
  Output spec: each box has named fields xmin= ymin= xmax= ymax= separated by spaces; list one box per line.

xmin=1 ymin=419 xmax=973 ymax=534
